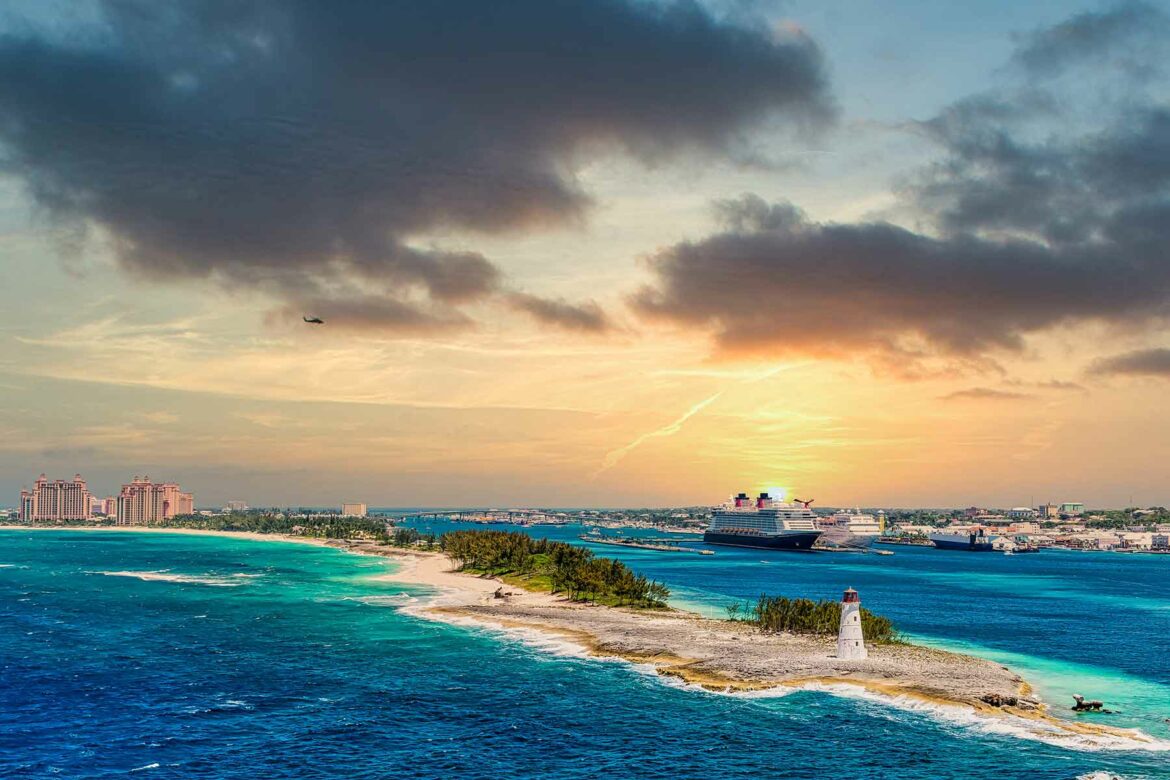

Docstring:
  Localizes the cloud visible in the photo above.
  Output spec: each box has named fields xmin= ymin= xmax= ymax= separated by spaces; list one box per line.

xmin=633 ymin=5 xmax=1170 ymax=369
xmin=940 ymin=388 xmax=1033 ymax=402
xmin=507 ymin=293 xmax=612 ymax=334
xmin=0 ymin=0 xmax=832 ymax=334
xmin=1088 ymin=348 xmax=1170 ymax=377
xmin=1010 ymin=1 xmax=1169 ymax=79
xmin=633 ymin=196 xmax=1167 ymax=359
xmin=1035 ymin=380 xmax=1087 ymax=392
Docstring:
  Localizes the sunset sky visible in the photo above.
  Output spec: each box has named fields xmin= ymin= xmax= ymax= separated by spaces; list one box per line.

xmin=3 ymin=0 xmax=1170 ymax=508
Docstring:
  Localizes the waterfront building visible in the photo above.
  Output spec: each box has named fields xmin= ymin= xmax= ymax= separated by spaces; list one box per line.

xmin=19 ymin=474 xmax=93 ymax=521
xmin=1038 ymin=503 xmax=1059 ymax=519
xmin=837 ymin=587 xmax=867 ymax=660
xmin=225 ymin=500 xmax=249 ymax=511
xmin=1060 ymin=502 xmax=1085 ymax=516
xmin=115 ymin=476 xmax=194 ymax=525
xmin=1007 ymin=507 xmax=1037 ymax=519
xmin=102 ymin=497 xmax=118 ymax=516
xmin=341 ymin=503 xmax=368 ymax=517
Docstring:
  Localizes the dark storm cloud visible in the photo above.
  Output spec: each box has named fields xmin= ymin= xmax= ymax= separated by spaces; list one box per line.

xmin=1011 ymin=0 xmax=1169 ymax=78
xmin=0 ymin=0 xmax=832 ymax=334
xmin=1088 ymin=348 xmax=1170 ymax=377
xmin=633 ymin=202 xmax=1164 ymax=357
xmin=508 ymin=293 xmax=611 ymax=334
xmin=633 ymin=3 xmax=1170 ymax=367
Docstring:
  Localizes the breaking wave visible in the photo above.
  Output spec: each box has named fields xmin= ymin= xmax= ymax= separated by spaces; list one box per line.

xmin=87 ymin=570 xmax=254 ymax=587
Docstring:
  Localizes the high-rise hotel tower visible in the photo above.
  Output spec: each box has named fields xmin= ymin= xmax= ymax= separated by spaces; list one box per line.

xmin=115 ymin=476 xmax=194 ymax=525
xmin=19 ymin=474 xmax=94 ymax=521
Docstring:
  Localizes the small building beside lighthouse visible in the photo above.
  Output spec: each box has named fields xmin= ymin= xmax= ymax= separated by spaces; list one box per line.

xmin=837 ymin=587 xmax=868 ymax=660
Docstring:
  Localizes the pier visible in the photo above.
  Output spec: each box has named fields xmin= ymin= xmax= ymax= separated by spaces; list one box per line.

xmin=579 ymin=535 xmax=714 ymax=555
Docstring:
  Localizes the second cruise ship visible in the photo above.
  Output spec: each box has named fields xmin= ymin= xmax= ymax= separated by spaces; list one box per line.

xmin=704 ymin=492 xmax=822 ymax=551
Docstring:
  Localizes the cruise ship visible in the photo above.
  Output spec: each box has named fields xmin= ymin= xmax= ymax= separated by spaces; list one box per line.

xmin=704 ymin=493 xmax=822 ymax=551
xmin=816 ymin=509 xmax=883 ymax=550
xmin=929 ymin=528 xmax=998 ymax=551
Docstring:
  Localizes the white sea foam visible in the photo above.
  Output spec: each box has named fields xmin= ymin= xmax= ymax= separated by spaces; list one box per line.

xmin=88 ymin=570 xmax=247 ymax=587
xmin=129 ymin=763 xmax=159 ymax=772
xmin=414 ymin=606 xmax=597 ymax=660
xmin=351 ymin=593 xmax=419 ymax=607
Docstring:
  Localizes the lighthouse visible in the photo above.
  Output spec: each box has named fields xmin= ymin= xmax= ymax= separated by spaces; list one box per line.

xmin=837 ymin=587 xmax=868 ymax=660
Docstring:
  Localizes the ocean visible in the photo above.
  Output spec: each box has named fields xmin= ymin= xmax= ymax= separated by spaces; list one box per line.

xmin=1 ymin=526 xmax=1168 ymax=779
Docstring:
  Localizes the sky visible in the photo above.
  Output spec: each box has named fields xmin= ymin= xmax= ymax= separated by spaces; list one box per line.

xmin=2 ymin=0 xmax=1170 ymax=508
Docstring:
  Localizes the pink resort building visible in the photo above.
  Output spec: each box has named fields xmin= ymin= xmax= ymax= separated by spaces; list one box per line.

xmin=115 ymin=476 xmax=195 ymax=525
xmin=19 ymin=474 xmax=94 ymax=521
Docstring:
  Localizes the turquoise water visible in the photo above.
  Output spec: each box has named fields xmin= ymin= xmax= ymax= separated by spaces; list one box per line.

xmin=1 ymin=528 xmax=1169 ymax=779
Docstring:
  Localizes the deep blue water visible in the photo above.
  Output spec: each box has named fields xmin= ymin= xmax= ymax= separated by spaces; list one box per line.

xmin=1 ymin=528 xmax=1168 ymax=779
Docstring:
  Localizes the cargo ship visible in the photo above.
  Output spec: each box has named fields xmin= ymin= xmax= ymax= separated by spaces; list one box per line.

xmin=704 ymin=492 xmax=822 ymax=551
xmin=929 ymin=528 xmax=998 ymax=551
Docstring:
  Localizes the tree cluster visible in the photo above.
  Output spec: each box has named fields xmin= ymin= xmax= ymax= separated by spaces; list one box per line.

xmin=160 ymin=512 xmax=387 ymax=539
xmin=727 ymin=595 xmax=899 ymax=643
xmin=441 ymin=530 xmax=669 ymax=608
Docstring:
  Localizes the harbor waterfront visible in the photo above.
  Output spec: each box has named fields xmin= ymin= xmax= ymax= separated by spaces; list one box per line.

xmin=2 ymin=525 xmax=1170 ymax=779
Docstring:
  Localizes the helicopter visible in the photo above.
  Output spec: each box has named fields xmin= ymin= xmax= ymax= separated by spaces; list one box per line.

xmin=303 ymin=316 xmax=325 ymax=325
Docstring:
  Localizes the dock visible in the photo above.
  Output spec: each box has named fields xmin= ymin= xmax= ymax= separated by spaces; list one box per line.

xmin=875 ymin=537 xmax=934 ymax=547
xmin=579 ymin=535 xmax=714 ymax=555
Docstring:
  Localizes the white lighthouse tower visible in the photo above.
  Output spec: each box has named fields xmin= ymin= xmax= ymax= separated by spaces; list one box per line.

xmin=837 ymin=587 xmax=868 ymax=660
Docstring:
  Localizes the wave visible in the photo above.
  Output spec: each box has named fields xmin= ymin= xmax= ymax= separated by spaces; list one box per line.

xmin=404 ymin=603 xmax=598 ymax=661
xmin=182 ymin=698 xmax=255 ymax=715
xmin=349 ymin=594 xmax=419 ymax=607
xmin=87 ymin=570 xmax=251 ymax=587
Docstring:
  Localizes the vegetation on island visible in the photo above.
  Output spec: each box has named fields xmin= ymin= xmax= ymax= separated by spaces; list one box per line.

xmin=441 ymin=529 xmax=670 ymax=608
xmin=131 ymin=512 xmax=440 ymax=548
xmin=725 ymin=595 xmax=901 ymax=644
xmin=150 ymin=511 xmax=392 ymax=539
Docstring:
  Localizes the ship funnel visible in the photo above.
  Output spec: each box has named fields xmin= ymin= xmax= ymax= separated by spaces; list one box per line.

xmin=734 ymin=492 xmax=750 ymax=508
xmin=757 ymin=492 xmax=771 ymax=508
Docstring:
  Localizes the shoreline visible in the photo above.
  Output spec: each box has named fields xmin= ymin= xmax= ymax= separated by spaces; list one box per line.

xmin=3 ymin=524 xmax=1165 ymax=751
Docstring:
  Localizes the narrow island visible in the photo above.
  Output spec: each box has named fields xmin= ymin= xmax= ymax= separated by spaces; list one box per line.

xmin=2 ymin=519 xmax=1158 ymax=749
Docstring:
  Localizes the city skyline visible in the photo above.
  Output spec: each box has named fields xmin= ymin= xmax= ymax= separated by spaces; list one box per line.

xmin=4 ymin=1 xmax=1170 ymax=507
xmin=1 ymin=469 xmax=1120 ymax=512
